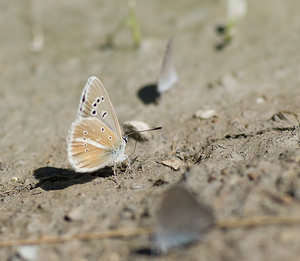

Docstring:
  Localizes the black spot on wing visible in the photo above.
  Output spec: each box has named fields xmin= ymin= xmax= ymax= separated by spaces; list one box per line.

xmin=101 ymin=111 xmax=107 ymax=118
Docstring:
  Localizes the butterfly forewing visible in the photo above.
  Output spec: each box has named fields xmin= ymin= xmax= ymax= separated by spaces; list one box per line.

xmin=68 ymin=117 xmax=121 ymax=172
xmin=157 ymin=38 xmax=178 ymax=94
xmin=78 ymin=76 xmax=122 ymax=138
xmin=154 ymin=185 xmax=215 ymax=253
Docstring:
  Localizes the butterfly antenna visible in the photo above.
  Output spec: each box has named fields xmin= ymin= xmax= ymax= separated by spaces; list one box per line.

xmin=125 ymin=126 xmax=162 ymax=138
xmin=126 ymin=126 xmax=162 ymax=158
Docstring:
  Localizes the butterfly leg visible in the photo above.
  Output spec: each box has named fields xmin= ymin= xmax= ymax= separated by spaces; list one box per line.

xmin=127 ymin=157 xmax=131 ymax=169
xmin=113 ymin=164 xmax=117 ymax=175
xmin=125 ymin=155 xmax=134 ymax=173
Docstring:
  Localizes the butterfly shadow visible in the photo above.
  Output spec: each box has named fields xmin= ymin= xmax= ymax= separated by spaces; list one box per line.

xmin=33 ymin=166 xmax=114 ymax=191
xmin=133 ymin=247 xmax=158 ymax=257
xmin=137 ymin=83 xmax=160 ymax=105
xmin=132 ymin=239 xmax=205 ymax=257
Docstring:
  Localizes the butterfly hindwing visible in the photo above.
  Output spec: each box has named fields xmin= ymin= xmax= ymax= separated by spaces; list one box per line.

xmin=68 ymin=117 xmax=121 ymax=172
xmin=78 ymin=76 xmax=122 ymax=138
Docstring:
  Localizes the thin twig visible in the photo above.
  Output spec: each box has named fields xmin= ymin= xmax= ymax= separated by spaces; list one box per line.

xmin=0 ymin=227 xmax=152 ymax=248
xmin=217 ymin=215 xmax=300 ymax=229
xmin=1 ymin=215 xmax=300 ymax=248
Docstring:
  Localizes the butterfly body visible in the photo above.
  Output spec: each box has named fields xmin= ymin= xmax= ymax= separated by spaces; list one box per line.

xmin=67 ymin=76 xmax=127 ymax=173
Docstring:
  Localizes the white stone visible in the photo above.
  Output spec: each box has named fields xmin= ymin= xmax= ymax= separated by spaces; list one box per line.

xmin=10 ymin=177 xmax=18 ymax=182
xmin=194 ymin=109 xmax=217 ymax=119
xmin=123 ymin=121 xmax=152 ymax=141
xmin=17 ymin=246 xmax=38 ymax=261
xmin=160 ymin=159 xmax=184 ymax=171
xmin=65 ymin=207 xmax=84 ymax=221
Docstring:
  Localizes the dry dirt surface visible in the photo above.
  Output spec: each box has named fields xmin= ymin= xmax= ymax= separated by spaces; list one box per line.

xmin=1 ymin=0 xmax=300 ymax=260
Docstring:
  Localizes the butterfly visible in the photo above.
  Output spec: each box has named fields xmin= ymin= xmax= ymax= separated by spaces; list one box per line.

xmin=67 ymin=76 xmax=128 ymax=173
xmin=154 ymin=185 xmax=215 ymax=253
xmin=157 ymin=37 xmax=178 ymax=95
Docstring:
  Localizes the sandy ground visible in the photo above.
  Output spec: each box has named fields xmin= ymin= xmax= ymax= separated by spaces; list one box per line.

xmin=1 ymin=0 xmax=300 ymax=260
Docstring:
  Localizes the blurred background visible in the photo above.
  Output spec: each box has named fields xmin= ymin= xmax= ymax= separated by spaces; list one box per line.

xmin=1 ymin=0 xmax=300 ymax=260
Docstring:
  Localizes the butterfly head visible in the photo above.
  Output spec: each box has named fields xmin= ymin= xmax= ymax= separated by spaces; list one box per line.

xmin=123 ymin=126 xmax=162 ymax=141
xmin=122 ymin=136 xmax=128 ymax=144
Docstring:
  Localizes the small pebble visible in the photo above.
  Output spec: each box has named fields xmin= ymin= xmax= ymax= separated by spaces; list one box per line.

xmin=123 ymin=121 xmax=152 ymax=141
xmin=11 ymin=177 xmax=18 ymax=182
xmin=130 ymin=184 xmax=146 ymax=190
xmin=17 ymin=246 xmax=38 ymax=261
xmin=256 ymin=97 xmax=265 ymax=104
xmin=194 ymin=109 xmax=217 ymax=119
xmin=160 ymin=159 xmax=184 ymax=171
xmin=65 ymin=207 xmax=84 ymax=221
xmin=230 ymin=152 xmax=244 ymax=161
xmin=227 ymin=0 xmax=248 ymax=23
